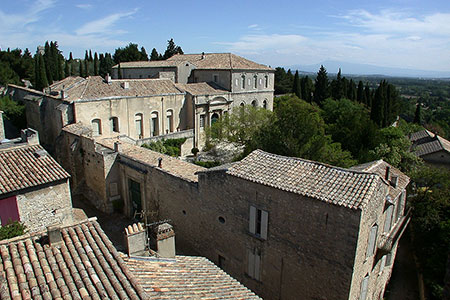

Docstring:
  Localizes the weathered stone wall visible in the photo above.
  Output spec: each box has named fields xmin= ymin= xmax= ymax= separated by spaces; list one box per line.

xmin=231 ymin=71 xmax=275 ymax=94
xmin=113 ymin=67 xmax=177 ymax=81
xmin=190 ymin=70 xmax=232 ymax=90
xmin=16 ymin=179 xmax=73 ymax=233
xmin=195 ymin=170 xmax=361 ymax=300
xmin=0 ymin=111 xmax=4 ymax=140
xmin=231 ymin=90 xmax=274 ymax=111
xmin=422 ymin=151 xmax=450 ymax=169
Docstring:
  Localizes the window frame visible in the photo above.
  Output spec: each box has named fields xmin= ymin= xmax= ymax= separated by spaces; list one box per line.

xmin=249 ymin=205 xmax=268 ymax=240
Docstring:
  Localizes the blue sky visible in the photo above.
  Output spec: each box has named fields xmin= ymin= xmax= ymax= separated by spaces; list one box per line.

xmin=1 ymin=0 xmax=449 ymax=73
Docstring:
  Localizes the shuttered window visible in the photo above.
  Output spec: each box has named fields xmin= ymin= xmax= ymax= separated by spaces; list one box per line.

xmin=366 ymin=224 xmax=378 ymax=258
xmin=383 ymin=205 xmax=394 ymax=233
xmin=359 ymin=274 xmax=369 ymax=300
xmin=249 ymin=206 xmax=268 ymax=240
xmin=247 ymin=248 xmax=261 ymax=280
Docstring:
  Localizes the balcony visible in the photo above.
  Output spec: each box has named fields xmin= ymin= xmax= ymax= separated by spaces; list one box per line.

xmin=377 ymin=208 xmax=412 ymax=256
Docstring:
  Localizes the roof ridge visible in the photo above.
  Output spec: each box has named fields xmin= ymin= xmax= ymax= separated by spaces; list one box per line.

xmin=79 ymin=76 xmax=90 ymax=99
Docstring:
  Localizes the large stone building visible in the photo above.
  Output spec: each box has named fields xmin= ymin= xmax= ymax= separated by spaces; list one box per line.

xmin=56 ymin=125 xmax=410 ymax=300
xmin=6 ymin=53 xmax=274 ymax=150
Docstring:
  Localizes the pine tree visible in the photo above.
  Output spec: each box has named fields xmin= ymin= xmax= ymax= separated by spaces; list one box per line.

xmin=292 ymin=70 xmax=302 ymax=99
xmin=79 ymin=60 xmax=84 ymax=77
xmin=140 ymin=47 xmax=148 ymax=60
xmin=370 ymin=82 xmax=384 ymax=127
xmin=69 ymin=52 xmax=73 ymax=61
xmin=150 ymin=48 xmax=160 ymax=61
xmin=64 ymin=61 xmax=70 ymax=78
xmin=414 ymin=102 xmax=421 ymax=124
xmin=331 ymin=68 xmax=344 ymax=100
xmin=94 ymin=52 xmax=99 ymax=76
xmin=357 ymin=81 xmax=364 ymax=103
xmin=163 ymin=38 xmax=183 ymax=59
xmin=313 ymin=65 xmax=330 ymax=106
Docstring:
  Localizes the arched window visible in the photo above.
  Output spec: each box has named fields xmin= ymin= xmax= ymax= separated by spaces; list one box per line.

xmin=151 ymin=112 xmax=159 ymax=137
xmin=135 ymin=113 xmax=143 ymax=139
xmin=251 ymin=100 xmax=258 ymax=108
xmin=110 ymin=117 xmax=119 ymax=133
xmin=241 ymin=75 xmax=246 ymax=89
xmin=263 ymin=100 xmax=267 ymax=109
xmin=240 ymin=102 xmax=245 ymax=107
xmin=211 ymin=113 xmax=219 ymax=125
xmin=166 ymin=110 xmax=173 ymax=133
xmin=254 ymin=75 xmax=258 ymax=88
xmin=91 ymin=119 xmax=102 ymax=136
xmin=264 ymin=75 xmax=269 ymax=88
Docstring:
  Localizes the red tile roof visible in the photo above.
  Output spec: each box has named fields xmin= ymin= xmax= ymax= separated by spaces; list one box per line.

xmin=0 ymin=219 xmax=149 ymax=300
xmin=0 ymin=144 xmax=70 ymax=195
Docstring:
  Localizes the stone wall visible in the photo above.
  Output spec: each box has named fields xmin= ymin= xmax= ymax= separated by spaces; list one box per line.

xmin=422 ymin=150 xmax=450 ymax=169
xmin=231 ymin=71 xmax=274 ymax=94
xmin=16 ymin=179 xmax=73 ymax=233
xmin=190 ymin=70 xmax=232 ymax=90
xmin=0 ymin=111 xmax=4 ymax=140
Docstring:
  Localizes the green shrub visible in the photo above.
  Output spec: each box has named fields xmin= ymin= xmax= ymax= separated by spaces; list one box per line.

xmin=0 ymin=221 xmax=26 ymax=240
xmin=194 ymin=160 xmax=221 ymax=168
xmin=141 ymin=138 xmax=186 ymax=157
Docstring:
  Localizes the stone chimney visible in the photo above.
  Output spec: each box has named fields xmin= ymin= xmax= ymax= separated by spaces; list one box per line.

xmin=21 ymin=128 xmax=39 ymax=146
xmin=0 ymin=111 xmax=4 ymax=140
xmin=124 ymin=223 xmax=147 ymax=256
xmin=158 ymin=157 xmax=163 ymax=168
xmin=157 ymin=223 xmax=175 ymax=258
xmin=201 ymin=52 xmax=205 ymax=59
xmin=105 ymin=73 xmax=112 ymax=84
xmin=47 ymin=224 xmax=63 ymax=247
xmin=121 ymin=82 xmax=129 ymax=89
xmin=114 ymin=141 xmax=122 ymax=153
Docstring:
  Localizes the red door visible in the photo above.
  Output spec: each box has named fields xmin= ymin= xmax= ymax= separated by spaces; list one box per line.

xmin=0 ymin=196 xmax=20 ymax=225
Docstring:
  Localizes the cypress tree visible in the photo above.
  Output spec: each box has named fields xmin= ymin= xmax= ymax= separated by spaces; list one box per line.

xmin=69 ymin=52 xmax=73 ymax=62
xmin=34 ymin=53 xmax=48 ymax=91
xmin=64 ymin=61 xmax=70 ymax=78
xmin=347 ymin=79 xmax=356 ymax=101
xmin=292 ymin=70 xmax=301 ymax=99
xmin=331 ymin=68 xmax=343 ymax=100
xmin=364 ymin=83 xmax=371 ymax=107
xmin=140 ymin=47 xmax=148 ymax=60
xmin=85 ymin=59 xmax=89 ymax=77
xmin=79 ymin=60 xmax=84 ymax=77
xmin=414 ymin=102 xmax=421 ymax=124
xmin=370 ymin=82 xmax=384 ymax=127
xmin=357 ymin=81 xmax=364 ymax=103
xmin=94 ymin=52 xmax=99 ymax=76
xmin=313 ymin=65 xmax=330 ymax=106
xmin=150 ymin=48 xmax=160 ymax=61
xmin=89 ymin=50 xmax=93 ymax=61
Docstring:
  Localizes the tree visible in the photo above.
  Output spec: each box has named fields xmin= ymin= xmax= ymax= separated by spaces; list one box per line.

xmin=331 ymin=68 xmax=344 ymax=100
xmin=313 ymin=65 xmax=330 ymax=106
xmin=0 ymin=61 xmax=20 ymax=86
xmin=34 ymin=53 xmax=48 ymax=90
xmin=113 ymin=43 xmax=147 ymax=63
xmin=99 ymin=53 xmax=114 ymax=77
xmin=292 ymin=70 xmax=301 ymax=98
xmin=414 ymin=102 xmax=422 ymax=124
xmin=163 ymin=38 xmax=183 ymax=59
xmin=93 ymin=52 xmax=99 ymax=76
xmin=64 ymin=61 xmax=70 ymax=78
xmin=150 ymin=48 xmax=162 ymax=61
xmin=79 ymin=60 xmax=84 ymax=78
xmin=69 ymin=52 xmax=73 ymax=61
xmin=140 ymin=47 xmax=148 ymax=61
xmin=0 ymin=95 xmax=26 ymax=130
xmin=371 ymin=82 xmax=384 ymax=126
xmin=357 ymin=81 xmax=364 ymax=103
xmin=347 ymin=79 xmax=356 ymax=101
xmin=117 ymin=63 xmax=122 ymax=79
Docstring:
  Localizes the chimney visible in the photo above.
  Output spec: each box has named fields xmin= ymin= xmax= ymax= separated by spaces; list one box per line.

xmin=114 ymin=141 xmax=122 ymax=153
xmin=124 ymin=223 xmax=147 ymax=256
xmin=121 ymin=82 xmax=129 ymax=89
xmin=158 ymin=157 xmax=163 ymax=168
xmin=201 ymin=52 xmax=205 ymax=59
xmin=105 ymin=73 xmax=112 ymax=84
xmin=47 ymin=224 xmax=63 ymax=247
xmin=385 ymin=166 xmax=390 ymax=181
xmin=61 ymin=90 xmax=66 ymax=99
xmin=157 ymin=223 xmax=175 ymax=258
xmin=391 ymin=175 xmax=399 ymax=188
xmin=21 ymin=128 xmax=39 ymax=145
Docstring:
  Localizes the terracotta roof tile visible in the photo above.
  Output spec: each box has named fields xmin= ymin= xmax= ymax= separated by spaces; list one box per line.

xmin=175 ymin=82 xmax=229 ymax=96
xmin=222 ymin=150 xmax=384 ymax=210
xmin=413 ymin=135 xmax=450 ymax=156
xmin=0 ymin=219 xmax=149 ymax=300
xmin=112 ymin=61 xmax=183 ymax=69
xmin=0 ymin=144 xmax=70 ymax=195
xmin=124 ymin=256 xmax=261 ymax=299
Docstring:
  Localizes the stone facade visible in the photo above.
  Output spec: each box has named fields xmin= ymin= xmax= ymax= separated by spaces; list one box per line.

xmin=0 ymin=111 xmax=4 ymax=140
xmin=58 ymin=128 xmax=410 ymax=300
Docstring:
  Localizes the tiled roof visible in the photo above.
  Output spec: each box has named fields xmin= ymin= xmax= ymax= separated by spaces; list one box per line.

xmin=124 ymin=255 xmax=261 ymax=299
xmin=0 ymin=219 xmax=148 ymax=300
xmin=414 ymin=136 xmax=450 ymax=156
xmin=167 ymin=53 xmax=273 ymax=71
xmin=112 ymin=61 xmax=182 ymax=69
xmin=48 ymin=76 xmax=184 ymax=101
xmin=0 ymin=144 xmax=70 ymax=195
xmin=224 ymin=150 xmax=382 ymax=210
xmin=409 ymin=129 xmax=434 ymax=143
xmin=99 ymin=139 xmax=205 ymax=183
xmin=175 ymin=82 xmax=229 ymax=96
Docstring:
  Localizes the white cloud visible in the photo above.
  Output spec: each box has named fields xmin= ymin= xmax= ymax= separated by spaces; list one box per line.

xmin=218 ymin=34 xmax=307 ymax=54
xmin=75 ymin=9 xmax=138 ymax=36
xmin=76 ymin=4 xmax=93 ymax=10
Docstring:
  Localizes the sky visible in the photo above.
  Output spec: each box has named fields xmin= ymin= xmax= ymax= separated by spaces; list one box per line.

xmin=1 ymin=0 xmax=450 ymax=75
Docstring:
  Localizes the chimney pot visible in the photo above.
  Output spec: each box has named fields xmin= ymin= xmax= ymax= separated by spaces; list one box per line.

xmin=47 ymin=224 xmax=63 ymax=247
xmin=157 ymin=223 xmax=175 ymax=258
xmin=158 ymin=157 xmax=163 ymax=168
xmin=105 ymin=73 xmax=112 ymax=84
xmin=114 ymin=141 xmax=122 ymax=153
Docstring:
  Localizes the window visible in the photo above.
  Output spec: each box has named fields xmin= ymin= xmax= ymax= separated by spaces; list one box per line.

xmin=254 ymin=75 xmax=257 ymax=88
xmin=263 ymin=100 xmax=267 ymax=109
xmin=199 ymin=114 xmax=206 ymax=128
xmin=135 ymin=113 xmax=143 ymax=138
xmin=251 ymin=100 xmax=258 ymax=108
xmin=211 ymin=113 xmax=219 ymax=125
xmin=383 ymin=204 xmax=394 ymax=233
xmin=166 ymin=110 xmax=173 ymax=133
xmin=91 ymin=119 xmax=102 ymax=136
xmin=218 ymin=255 xmax=225 ymax=268
xmin=151 ymin=112 xmax=159 ymax=136
xmin=247 ymin=248 xmax=261 ymax=280
xmin=366 ymin=224 xmax=378 ymax=258
xmin=110 ymin=117 xmax=119 ymax=133
xmin=395 ymin=191 xmax=405 ymax=222
xmin=235 ymin=78 xmax=239 ymax=86
xmin=241 ymin=75 xmax=246 ymax=89
xmin=359 ymin=274 xmax=369 ymax=300
xmin=264 ymin=75 xmax=269 ymax=88
xmin=213 ymin=74 xmax=219 ymax=83
xmin=240 ymin=102 xmax=245 ymax=107
xmin=379 ymin=255 xmax=387 ymax=274
xmin=249 ymin=206 xmax=268 ymax=239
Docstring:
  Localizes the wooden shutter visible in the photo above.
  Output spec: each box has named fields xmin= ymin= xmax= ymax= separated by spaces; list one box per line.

xmin=247 ymin=249 xmax=255 ymax=278
xmin=359 ymin=275 xmax=369 ymax=300
xmin=254 ymin=250 xmax=261 ymax=280
xmin=260 ymin=210 xmax=268 ymax=240
xmin=249 ymin=206 xmax=256 ymax=234
xmin=366 ymin=224 xmax=378 ymax=258
xmin=383 ymin=205 xmax=394 ymax=233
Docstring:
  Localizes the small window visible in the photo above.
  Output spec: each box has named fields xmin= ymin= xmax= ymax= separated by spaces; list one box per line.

xmin=241 ymin=75 xmax=246 ymax=89
xmin=254 ymin=75 xmax=257 ymax=88
xmin=91 ymin=119 xmax=102 ymax=136
xmin=139 ymin=75 xmax=142 ymax=79
xmin=249 ymin=206 xmax=268 ymax=239
xmin=211 ymin=113 xmax=219 ymax=125
xmin=166 ymin=110 xmax=174 ymax=133
xmin=359 ymin=274 xmax=369 ymax=300
xmin=395 ymin=191 xmax=405 ymax=222
xmin=110 ymin=117 xmax=119 ymax=133
xmin=151 ymin=112 xmax=159 ymax=137
xmin=218 ymin=216 xmax=225 ymax=224
xmin=251 ymin=100 xmax=258 ymax=108
xmin=383 ymin=204 xmax=394 ymax=233
xmin=263 ymin=100 xmax=267 ymax=109
xmin=240 ymin=102 xmax=245 ymax=107
xmin=235 ymin=78 xmax=239 ymax=86
xmin=366 ymin=224 xmax=378 ymax=258
xmin=199 ymin=114 xmax=206 ymax=128
xmin=213 ymin=74 xmax=219 ymax=83
xmin=379 ymin=255 xmax=386 ymax=274
xmin=264 ymin=75 xmax=269 ymax=88
xmin=259 ymin=78 xmax=263 ymax=85
xmin=135 ymin=113 xmax=143 ymax=139
xmin=247 ymin=248 xmax=261 ymax=280
xmin=218 ymin=255 xmax=225 ymax=268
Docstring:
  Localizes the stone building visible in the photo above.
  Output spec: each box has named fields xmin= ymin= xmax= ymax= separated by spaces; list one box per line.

xmin=409 ymin=129 xmax=450 ymax=168
xmin=57 ymin=126 xmax=410 ymax=300
xmin=0 ymin=129 xmax=73 ymax=232
xmin=0 ymin=111 xmax=4 ymax=140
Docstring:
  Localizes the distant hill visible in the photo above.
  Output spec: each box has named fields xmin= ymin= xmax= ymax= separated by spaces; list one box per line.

xmin=286 ymin=60 xmax=450 ymax=78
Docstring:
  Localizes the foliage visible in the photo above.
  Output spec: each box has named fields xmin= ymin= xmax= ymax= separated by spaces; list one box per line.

xmin=292 ymin=70 xmax=301 ymax=98
xmin=191 ymin=147 xmax=199 ymax=156
xmin=194 ymin=160 xmax=222 ymax=168
xmin=0 ymin=221 xmax=26 ymax=240
xmin=313 ymin=65 xmax=330 ymax=106
xmin=141 ymin=138 xmax=186 ymax=157
xmin=163 ymin=38 xmax=183 ymax=59
xmin=0 ymin=95 xmax=27 ymax=130
xmin=408 ymin=166 xmax=450 ymax=300
xmin=205 ymin=105 xmax=272 ymax=148
xmin=113 ymin=43 xmax=148 ymax=63
xmin=0 ymin=48 xmax=33 ymax=86
xmin=150 ymin=48 xmax=163 ymax=61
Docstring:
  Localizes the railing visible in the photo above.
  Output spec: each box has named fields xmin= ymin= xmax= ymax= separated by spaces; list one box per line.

xmin=377 ymin=208 xmax=412 ymax=256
